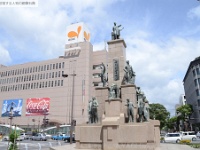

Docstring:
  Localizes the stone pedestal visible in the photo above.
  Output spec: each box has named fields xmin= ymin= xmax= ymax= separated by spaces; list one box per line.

xmin=107 ymin=39 xmax=126 ymax=87
xmin=95 ymin=87 xmax=109 ymax=122
xmin=75 ymin=97 xmax=160 ymax=150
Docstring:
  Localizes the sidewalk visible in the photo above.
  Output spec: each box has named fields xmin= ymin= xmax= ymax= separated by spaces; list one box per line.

xmin=158 ymin=143 xmax=195 ymax=150
xmin=49 ymin=143 xmax=196 ymax=150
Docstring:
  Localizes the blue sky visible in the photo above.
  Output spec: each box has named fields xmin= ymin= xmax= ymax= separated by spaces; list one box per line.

xmin=1 ymin=0 xmax=200 ymax=116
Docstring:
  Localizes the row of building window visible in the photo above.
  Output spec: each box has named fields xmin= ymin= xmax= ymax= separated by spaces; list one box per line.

xmin=0 ymin=62 xmax=65 ymax=77
xmin=0 ymin=71 xmax=64 ymax=85
xmin=194 ymin=78 xmax=200 ymax=86
xmin=193 ymin=67 xmax=200 ymax=77
xmin=0 ymin=80 xmax=64 ymax=92
xmin=196 ymin=89 xmax=200 ymax=96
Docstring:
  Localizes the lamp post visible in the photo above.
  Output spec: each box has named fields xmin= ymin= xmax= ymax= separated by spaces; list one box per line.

xmin=62 ymin=71 xmax=76 ymax=144
xmin=7 ymin=105 xmax=13 ymax=150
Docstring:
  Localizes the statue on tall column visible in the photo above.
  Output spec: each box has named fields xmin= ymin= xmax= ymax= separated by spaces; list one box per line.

xmin=111 ymin=22 xmax=124 ymax=40
xmin=122 ymin=60 xmax=136 ymax=85
xmin=125 ymin=99 xmax=134 ymax=122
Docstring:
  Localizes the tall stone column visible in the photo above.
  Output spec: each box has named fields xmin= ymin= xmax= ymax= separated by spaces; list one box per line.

xmin=107 ymin=39 xmax=126 ymax=87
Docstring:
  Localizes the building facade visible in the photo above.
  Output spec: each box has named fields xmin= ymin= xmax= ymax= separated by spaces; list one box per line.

xmin=183 ymin=56 xmax=200 ymax=125
xmin=0 ymin=22 xmax=108 ymax=129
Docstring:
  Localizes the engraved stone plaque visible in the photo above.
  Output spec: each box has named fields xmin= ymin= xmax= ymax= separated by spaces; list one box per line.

xmin=113 ymin=59 xmax=119 ymax=81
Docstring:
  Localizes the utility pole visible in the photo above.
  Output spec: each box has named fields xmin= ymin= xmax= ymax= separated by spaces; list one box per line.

xmin=62 ymin=71 xmax=76 ymax=144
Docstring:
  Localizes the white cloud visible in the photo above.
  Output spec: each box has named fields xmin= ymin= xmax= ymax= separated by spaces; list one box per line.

xmin=0 ymin=45 xmax=11 ymax=64
xmin=123 ymin=30 xmax=200 ymax=115
xmin=188 ymin=5 xmax=200 ymax=19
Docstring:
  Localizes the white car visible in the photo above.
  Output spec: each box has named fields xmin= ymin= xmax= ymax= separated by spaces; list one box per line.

xmin=181 ymin=131 xmax=197 ymax=141
xmin=164 ymin=133 xmax=182 ymax=143
xmin=3 ymin=135 xmax=24 ymax=141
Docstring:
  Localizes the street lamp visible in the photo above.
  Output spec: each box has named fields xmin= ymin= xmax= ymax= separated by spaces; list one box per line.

xmin=62 ymin=71 xmax=76 ymax=144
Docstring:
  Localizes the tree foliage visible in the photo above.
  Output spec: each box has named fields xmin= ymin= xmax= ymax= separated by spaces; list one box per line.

xmin=8 ymin=131 xmax=18 ymax=150
xmin=176 ymin=104 xmax=193 ymax=120
xmin=166 ymin=116 xmax=177 ymax=130
xmin=149 ymin=103 xmax=170 ymax=129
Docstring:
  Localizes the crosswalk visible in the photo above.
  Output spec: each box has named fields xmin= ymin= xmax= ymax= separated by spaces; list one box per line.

xmin=0 ymin=140 xmax=64 ymax=150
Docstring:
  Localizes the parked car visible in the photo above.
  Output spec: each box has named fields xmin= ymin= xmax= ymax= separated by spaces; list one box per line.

xmin=52 ymin=133 xmax=67 ymax=140
xmin=196 ymin=131 xmax=200 ymax=138
xmin=3 ymin=135 xmax=24 ymax=141
xmin=181 ymin=131 xmax=197 ymax=141
xmin=164 ymin=133 xmax=182 ymax=143
xmin=63 ymin=134 xmax=75 ymax=142
xmin=30 ymin=133 xmax=47 ymax=141
xmin=20 ymin=133 xmax=30 ymax=140
xmin=43 ymin=133 xmax=52 ymax=139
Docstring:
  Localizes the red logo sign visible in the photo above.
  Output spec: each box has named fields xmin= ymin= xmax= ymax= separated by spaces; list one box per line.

xmin=26 ymin=98 xmax=50 ymax=116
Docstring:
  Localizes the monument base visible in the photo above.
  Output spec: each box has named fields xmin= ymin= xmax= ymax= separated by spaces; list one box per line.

xmin=75 ymin=120 xmax=160 ymax=150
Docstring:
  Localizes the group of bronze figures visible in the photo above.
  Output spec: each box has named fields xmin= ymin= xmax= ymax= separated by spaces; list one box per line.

xmin=87 ymin=22 xmax=149 ymax=124
xmin=87 ymin=86 xmax=150 ymax=124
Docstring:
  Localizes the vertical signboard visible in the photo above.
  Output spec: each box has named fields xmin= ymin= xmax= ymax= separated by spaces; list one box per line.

xmin=66 ymin=22 xmax=90 ymax=44
xmin=1 ymin=99 xmax=23 ymax=117
xmin=113 ymin=59 xmax=119 ymax=81
xmin=26 ymin=98 xmax=50 ymax=116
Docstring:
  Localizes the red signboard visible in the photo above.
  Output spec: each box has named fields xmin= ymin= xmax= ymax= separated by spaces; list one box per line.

xmin=26 ymin=98 xmax=50 ymax=116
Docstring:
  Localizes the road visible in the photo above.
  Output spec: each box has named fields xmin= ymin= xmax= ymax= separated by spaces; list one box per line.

xmin=0 ymin=139 xmax=71 ymax=150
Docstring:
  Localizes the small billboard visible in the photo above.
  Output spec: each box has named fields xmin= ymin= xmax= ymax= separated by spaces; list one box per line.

xmin=26 ymin=97 xmax=50 ymax=116
xmin=66 ymin=22 xmax=90 ymax=44
xmin=1 ymin=99 xmax=23 ymax=117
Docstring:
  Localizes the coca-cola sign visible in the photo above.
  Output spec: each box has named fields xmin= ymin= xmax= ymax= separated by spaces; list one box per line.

xmin=26 ymin=98 xmax=50 ymax=116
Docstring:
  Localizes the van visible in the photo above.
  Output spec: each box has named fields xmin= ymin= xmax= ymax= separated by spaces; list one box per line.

xmin=181 ymin=131 xmax=197 ymax=141
xmin=164 ymin=133 xmax=182 ymax=143
xmin=20 ymin=133 xmax=30 ymax=140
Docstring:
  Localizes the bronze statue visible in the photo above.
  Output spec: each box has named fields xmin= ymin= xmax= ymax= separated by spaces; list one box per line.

xmin=87 ymin=99 xmax=92 ymax=123
xmin=122 ymin=60 xmax=135 ymax=85
xmin=108 ymin=83 xmax=120 ymax=99
xmin=112 ymin=22 xmax=124 ymax=40
xmin=99 ymin=62 xmax=108 ymax=87
xmin=90 ymin=97 xmax=98 ymax=123
xmin=125 ymin=99 xmax=134 ymax=122
xmin=138 ymin=100 xmax=145 ymax=122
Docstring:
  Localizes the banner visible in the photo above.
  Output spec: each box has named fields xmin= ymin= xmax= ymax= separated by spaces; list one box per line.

xmin=1 ymin=99 xmax=23 ymax=117
xmin=26 ymin=97 xmax=50 ymax=116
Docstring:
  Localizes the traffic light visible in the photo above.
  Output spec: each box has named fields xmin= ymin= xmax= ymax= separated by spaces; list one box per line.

xmin=43 ymin=118 xmax=49 ymax=125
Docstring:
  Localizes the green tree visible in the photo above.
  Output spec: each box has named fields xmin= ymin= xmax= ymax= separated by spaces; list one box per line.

xmin=176 ymin=104 xmax=193 ymax=131
xmin=8 ymin=131 xmax=18 ymax=150
xmin=149 ymin=103 xmax=170 ymax=130
xmin=166 ymin=116 xmax=177 ymax=131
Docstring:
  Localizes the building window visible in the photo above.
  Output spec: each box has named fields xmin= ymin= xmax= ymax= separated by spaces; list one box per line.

xmin=197 ymin=68 xmax=200 ymax=75
xmin=53 ymin=64 xmax=55 ymax=69
xmin=196 ymin=89 xmax=200 ymax=96
xmin=193 ymin=70 xmax=196 ymax=77
xmin=62 ymin=62 xmax=64 ymax=69
xmin=61 ymin=80 xmax=63 ymax=86
xmin=198 ymin=99 xmax=200 ymax=107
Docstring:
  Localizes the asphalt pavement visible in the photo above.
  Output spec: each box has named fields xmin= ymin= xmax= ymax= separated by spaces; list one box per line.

xmin=0 ymin=140 xmax=198 ymax=150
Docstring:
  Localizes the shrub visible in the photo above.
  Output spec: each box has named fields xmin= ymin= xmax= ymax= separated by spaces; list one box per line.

xmin=8 ymin=131 xmax=19 ymax=150
xmin=179 ymin=139 xmax=191 ymax=144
